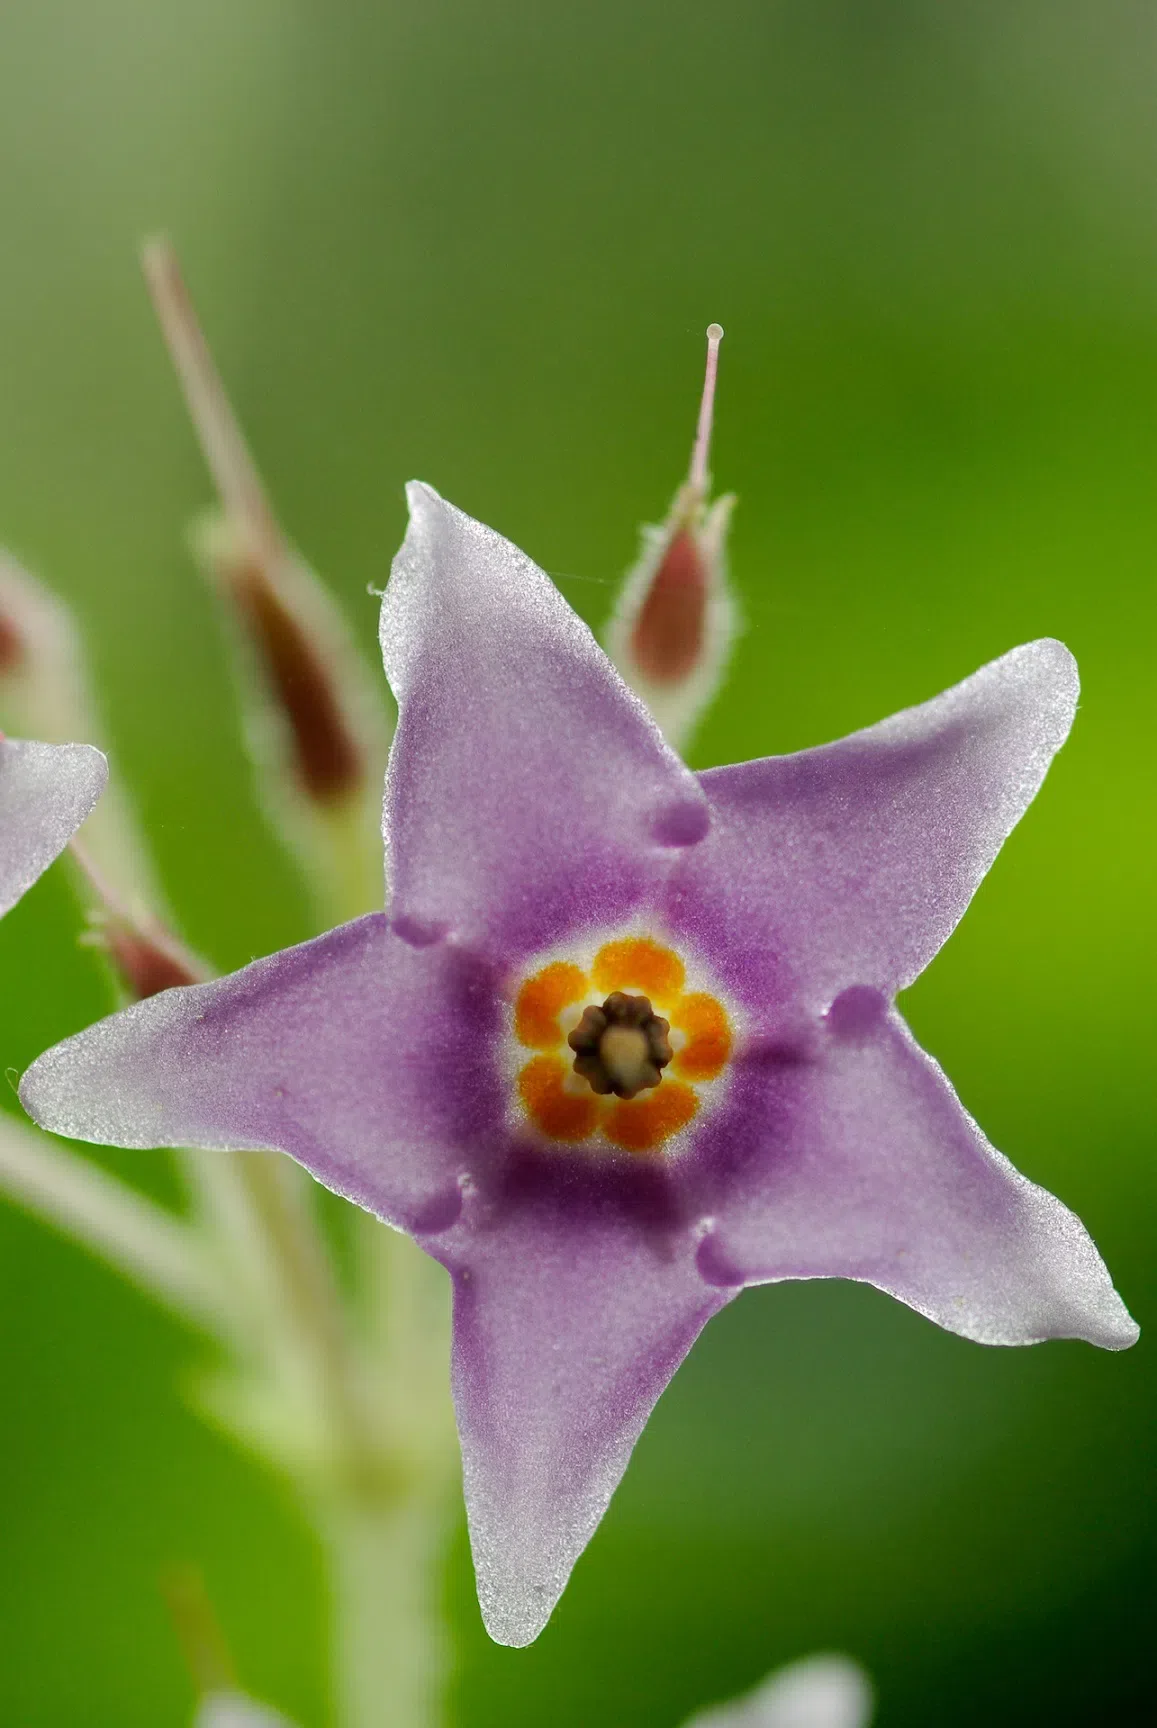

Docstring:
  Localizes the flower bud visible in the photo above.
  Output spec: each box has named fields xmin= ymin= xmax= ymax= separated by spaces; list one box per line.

xmin=141 ymin=239 xmax=392 ymax=919
xmin=195 ymin=1695 xmax=298 ymax=1728
xmin=0 ymin=552 xmax=161 ymax=909
xmin=71 ymin=839 xmax=206 ymax=1002
xmin=605 ymin=324 xmax=738 ymax=750
xmin=163 ymin=1567 xmax=300 ymax=1727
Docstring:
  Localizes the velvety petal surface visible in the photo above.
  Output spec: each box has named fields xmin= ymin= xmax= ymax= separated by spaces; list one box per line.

xmin=20 ymin=914 xmax=503 ymax=1235
xmin=682 ymin=1654 xmax=874 ymax=1728
xmin=380 ymin=483 xmax=708 ymax=960
xmin=666 ymin=641 xmax=1077 ymax=1010
xmin=696 ymin=997 xmax=1136 ymax=1349
xmin=0 ymin=737 xmax=106 ymax=916
xmin=438 ymin=1193 xmax=735 ymax=1645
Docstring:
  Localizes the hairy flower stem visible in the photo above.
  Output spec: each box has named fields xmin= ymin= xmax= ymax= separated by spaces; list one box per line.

xmin=233 ymin=1151 xmax=382 ymax=1480
xmin=310 ymin=797 xmax=388 ymax=931
xmin=324 ymin=1495 xmax=452 ymax=1728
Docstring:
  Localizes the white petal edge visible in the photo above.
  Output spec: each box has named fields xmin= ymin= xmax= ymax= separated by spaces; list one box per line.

xmin=0 ymin=739 xmax=107 ymax=916
xmin=681 ymin=1653 xmax=874 ymax=1728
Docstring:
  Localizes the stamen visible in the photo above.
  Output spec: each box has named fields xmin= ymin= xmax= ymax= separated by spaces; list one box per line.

xmin=688 ymin=323 xmax=725 ymax=495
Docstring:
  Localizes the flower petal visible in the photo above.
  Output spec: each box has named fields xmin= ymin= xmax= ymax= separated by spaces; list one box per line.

xmin=667 ymin=640 xmax=1078 ymax=1009
xmin=380 ymin=484 xmax=708 ymax=961
xmin=698 ymin=1002 xmax=1136 ymax=1350
xmin=20 ymin=915 xmax=502 ymax=1235
xmin=439 ymin=1199 xmax=735 ymax=1646
xmin=681 ymin=1653 xmax=873 ymax=1728
xmin=0 ymin=738 xmax=106 ymax=916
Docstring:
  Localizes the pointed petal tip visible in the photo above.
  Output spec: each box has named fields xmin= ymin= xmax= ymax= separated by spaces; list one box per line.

xmin=18 ymin=1039 xmax=87 ymax=1140
xmin=995 ymin=637 xmax=1080 ymax=734
xmin=73 ymin=741 xmax=109 ymax=804
xmin=403 ymin=478 xmax=444 ymax=512
xmin=477 ymin=1577 xmax=558 ymax=1649
xmin=1093 ymin=1298 xmax=1140 ymax=1352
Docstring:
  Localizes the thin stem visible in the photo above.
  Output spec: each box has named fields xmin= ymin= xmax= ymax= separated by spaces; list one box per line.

xmin=235 ymin=1151 xmax=379 ymax=1472
xmin=0 ymin=1113 xmax=225 ymax=1329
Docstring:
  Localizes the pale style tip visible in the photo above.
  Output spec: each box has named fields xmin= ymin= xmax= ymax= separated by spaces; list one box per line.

xmin=689 ymin=323 xmax=725 ymax=493
xmin=141 ymin=237 xmax=279 ymax=557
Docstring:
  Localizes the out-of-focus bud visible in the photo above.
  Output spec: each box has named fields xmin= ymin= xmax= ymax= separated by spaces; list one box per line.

xmin=195 ymin=1694 xmax=299 ymax=1728
xmin=71 ymin=838 xmax=207 ymax=1002
xmin=141 ymin=239 xmax=392 ymax=922
xmin=165 ymin=1567 xmax=301 ymax=1728
xmin=681 ymin=1652 xmax=874 ymax=1728
xmin=0 ymin=553 xmax=162 ymax=910
xmin=605 ymin=324 xmax=738 ymax=751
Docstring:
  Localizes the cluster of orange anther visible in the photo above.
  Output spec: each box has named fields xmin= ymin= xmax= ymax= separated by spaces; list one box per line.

xmin=513 ymin=935 xmax=731 ymax=1154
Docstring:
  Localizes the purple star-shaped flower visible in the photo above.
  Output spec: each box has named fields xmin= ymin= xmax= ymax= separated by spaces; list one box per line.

xmin=0 ymin=736 xmax=106 ymax=918
xmin=20 ymin=485 xmax=1136 ymax=1645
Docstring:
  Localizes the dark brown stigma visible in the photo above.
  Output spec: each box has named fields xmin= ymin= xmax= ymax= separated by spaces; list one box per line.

xmin=567 ymin=991 xmax=673 ymax=1099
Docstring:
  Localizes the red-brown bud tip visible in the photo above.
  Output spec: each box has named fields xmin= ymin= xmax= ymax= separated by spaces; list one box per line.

xmin=102 ymin=920 xmax=205 ymax=1001
xmin=629 ymin=526 xmax=709 ymax=685
xmin=604 ymin=324 xmax=738 ymax=746
xmin=0 ymin=610 xmax=24 ymax=673
xmin=71 ymin=840 xmax=207 ymax=1002
xmin=216 ymin=536 xmax=364 ymax=805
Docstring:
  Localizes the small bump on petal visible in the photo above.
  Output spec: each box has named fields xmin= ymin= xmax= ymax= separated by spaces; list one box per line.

xmin=391 ymin=913 xmax=448 ymax=949
xmin=825 ymin=984 xmax=889 ymax=1041
xmin=411 ymin=1182 xmax=465 ymax=1236
xmin=651 ymin=799 xmax=711 ymax=848
xmin=695 ymin=1228 xmax=746 ymax=1289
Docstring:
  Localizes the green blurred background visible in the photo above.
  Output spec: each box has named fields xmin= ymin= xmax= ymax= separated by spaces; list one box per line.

xmin=1 ymin=0 xmax=1154 ymax=1721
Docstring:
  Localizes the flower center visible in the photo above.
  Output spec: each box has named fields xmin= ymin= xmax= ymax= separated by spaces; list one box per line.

xmin=568 ymin=992 xmax=673 ymax=1099
xmin=510 ymin=935 xmax=733 ymax=1154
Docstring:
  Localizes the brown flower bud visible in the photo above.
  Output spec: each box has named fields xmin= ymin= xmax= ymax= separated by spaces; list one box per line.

xmin=72 ymin=840 xmax=207 ymax=1003
xmin=142 ymin=239 xmax=392 ymax=918
xmin=605 ymin=325 xmax=737 ymax=750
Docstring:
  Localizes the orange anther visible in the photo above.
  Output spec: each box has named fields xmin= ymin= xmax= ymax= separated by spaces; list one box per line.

xmin=605 ymin=1080 xmax=698 ymax=1152
xmin=519 ymin=1055 xmax=600 ymax=1142
xmin=672 ymin=992 xmax=731 ymax=1081
xmin=592 ymin=937 xmax=685 ymax=1003
xmin=515 ymin=961 xmax=589 ymax=1049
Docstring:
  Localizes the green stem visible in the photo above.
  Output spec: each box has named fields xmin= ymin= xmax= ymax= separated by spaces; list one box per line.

xmin=0 ymin=1115 xmax=224 ymax=1329
xmin=324 ymin=1494 xmax=452 ymax=1728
